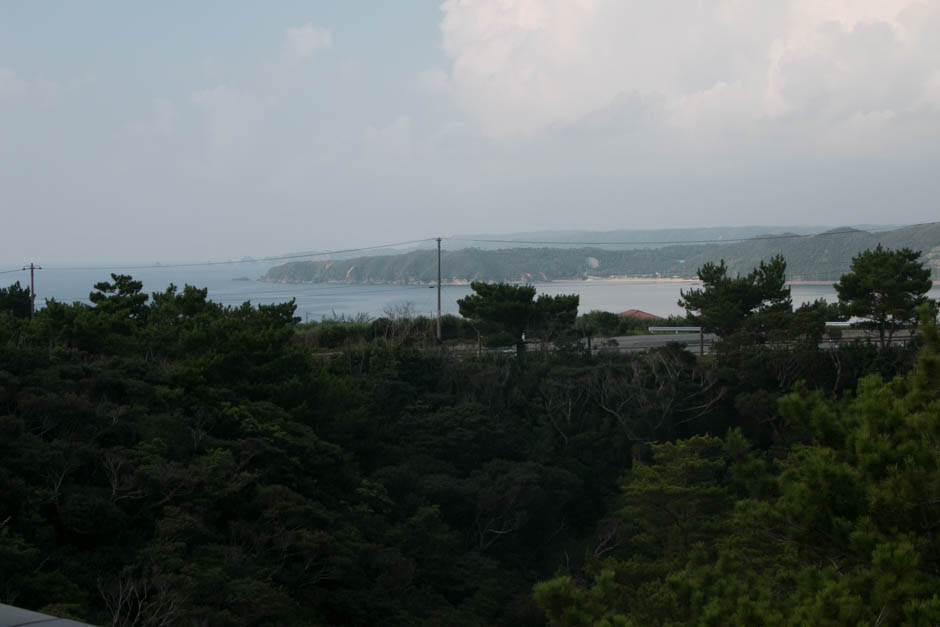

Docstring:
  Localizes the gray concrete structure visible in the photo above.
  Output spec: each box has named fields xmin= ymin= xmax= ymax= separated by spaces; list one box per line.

xmin=0 ymin=603 xmax=93 ymax=627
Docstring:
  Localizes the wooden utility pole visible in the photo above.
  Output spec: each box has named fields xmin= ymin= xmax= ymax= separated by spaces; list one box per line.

xmin=436 ymin=237 xmax=442 ymax=342
xmin=23 ymin=262 xmax=41 ymax=319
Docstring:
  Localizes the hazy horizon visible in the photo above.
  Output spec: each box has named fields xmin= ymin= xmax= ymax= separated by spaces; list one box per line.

xmin=3 ymin=1 xmax=940 ymax=266
xmin=2 ymin=222 xmax=911 ymax=268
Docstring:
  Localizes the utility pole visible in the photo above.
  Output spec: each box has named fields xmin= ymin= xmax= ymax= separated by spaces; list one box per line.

xmin=436 ymin=237 xmax=442 ymax=342
xmin=23 ymin=262 xmax=41 ymax=319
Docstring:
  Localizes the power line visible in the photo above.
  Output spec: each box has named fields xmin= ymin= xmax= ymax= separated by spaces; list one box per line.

xmin=40 ymin=238 xmax=438 ymax=272
xmin=207 ymin=285 xmax=433 ymax=300
xmin=40 ymin=278 xmax=888 ymax=304
xmin=36 ymin=284 xmax=436 ymax=304
xmin=7 ymin=224 xmax=938 ymax=310
xmin=8 ymin=222 xmax=938 ymax=276
xmin=198 ymin=282 xmax=444 ymax=298
xmin=451 ymin=222 xmax=938 ymax=247
xmin=164 ymin=282 xmax=427 ymax=297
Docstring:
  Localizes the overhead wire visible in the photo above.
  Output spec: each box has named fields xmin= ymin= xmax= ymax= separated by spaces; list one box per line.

xmin=7 ymin=222 xmax=936 ymax=275
xmin=39 ymin=237 xmax=438 ymax=272
xmin=169 ymin=282 xmax=430 ymax=298
xmin=34 ymin=284 xmax=437 ymax=305
xmin=7 ymin=225 xmax=937 ymax=312
xmin=450 ymin=222 xmax=938 ymax=247
xmin=443 ymin=225 xmax=940 ymax=284
xmin=206 ymin=285 xmax=434 ymax=300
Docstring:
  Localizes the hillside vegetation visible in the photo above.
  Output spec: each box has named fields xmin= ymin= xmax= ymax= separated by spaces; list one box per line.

xmin=0 ymin=272 xmax=937 ymax=625
xmin=263 ymin=245 xmax=712 ymax=284
xmin=264 ymin=224 xmax=940 ymax=284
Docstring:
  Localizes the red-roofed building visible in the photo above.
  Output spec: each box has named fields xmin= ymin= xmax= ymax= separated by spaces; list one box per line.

xmin=619 ymin=309 xmax=663 ymax=320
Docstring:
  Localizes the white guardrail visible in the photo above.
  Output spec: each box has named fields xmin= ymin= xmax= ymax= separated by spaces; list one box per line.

xmin=650 ymin=322 xmax=852 ymax=333
xmin=647 ymin=326 xmax=702 ymax=333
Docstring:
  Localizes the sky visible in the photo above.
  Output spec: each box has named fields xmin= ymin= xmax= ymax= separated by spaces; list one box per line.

xmin=2 ymin=0 xmax=940 ymax=264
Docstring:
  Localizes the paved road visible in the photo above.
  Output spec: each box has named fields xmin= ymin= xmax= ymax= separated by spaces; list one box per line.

xmin=590 ymin=332 xmax=715 ymax=353
xmin=436 ymin=329 xmax=916 ymax=357
xmin=0 ymin=602 xmax=91 ymax=626
xmin=586 ymin=329 xmax=915 ymax=355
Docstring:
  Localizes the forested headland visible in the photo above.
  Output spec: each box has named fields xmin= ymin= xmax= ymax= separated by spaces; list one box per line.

xmin=1 ymin=252 xmax=939 ymax=625
xmin=262 ymin=223 xmax=940 ymax=285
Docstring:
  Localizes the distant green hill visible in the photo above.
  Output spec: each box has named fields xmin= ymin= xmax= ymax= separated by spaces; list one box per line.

xmin=262 ymin=245 xmax=714 ymax=284
xmin=681 ymin=223 xmax=940 ymax=281
xmin=263 ymin=224 xmax=940 ymax=284
xmin=448 ymin=225 xmax=840 ymax=250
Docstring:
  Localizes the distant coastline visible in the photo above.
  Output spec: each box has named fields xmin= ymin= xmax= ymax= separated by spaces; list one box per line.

xmin=261 ymin=275 xmax=940 ymax=288
xmin=261 ymin=223 xmax=940 ymax=287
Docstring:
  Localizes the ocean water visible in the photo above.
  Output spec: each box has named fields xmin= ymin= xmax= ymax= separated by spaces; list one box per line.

xmin=3 ymin=263 xmax=938 ymax=321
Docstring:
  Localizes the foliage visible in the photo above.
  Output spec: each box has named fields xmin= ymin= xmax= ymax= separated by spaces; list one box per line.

xmin=575 ymin=311 xmax=696 ymax=339
xmin=261 ymin=223 xmax=940 ymax=285
xmin=263 ymin=245 xmax=717 ymax=284
xmin=575 ymin=310 xmax=626 ymax=338
xmin=534 ymin=314 xmax=940 ymax=626
xmin=458 ymin=282 xmax=537 ymax=337
xmin=0 ymin=281 xmax=32 ymax=319
xmin=834 ymin=245 xmax=933 ymax=347
xmin=0 ymin=272 xmax=928 ymax=626
xmin=535 ymin=293 xmax=580 ymax=341
xmin=294 ymin=313 xmax=481 ymax=351
xmin=89 ymin=274 xmax=150 ymax=319
xmin=457 ymin=282 xmax=579 ymax=357
xmin=683 ymin=223 xmax=940 ymax=281
xmin=678 ymin=255 xmax=791 ymax=338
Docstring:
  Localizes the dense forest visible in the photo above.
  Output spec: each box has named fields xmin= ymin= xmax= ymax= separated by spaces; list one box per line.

xmin=0 ymin=263 xmax=938 ymax=625
xmin=263 ymin=223 xmax=940 ymax=284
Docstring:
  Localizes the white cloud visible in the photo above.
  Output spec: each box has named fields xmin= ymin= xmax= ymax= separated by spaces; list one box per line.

xmin=924 ymin=70 xmax=940 ymax=107
xmin=284 ymin=23 xmax=332 ymax=58
xmin=418 ymin=68 xmax=451 ymax=95
xmin=0 ymin=67 xmax=27 ymax=99
xmin=190 ymin=85 xmax=266 ymax=176
xmin=363 ymin=116 xmax=413 ymax=163
xmin=129 ymin=98 xmax=177 ymax=139
xmin=10 ymin=3 xmax=940 ymax=267
xmin=438 ymin=0 xmax=940 ymax=136
xmin=0 ymin=66 xmax=63 ymax=103
xmin=666 ymin=81 xmax=758 ymax=134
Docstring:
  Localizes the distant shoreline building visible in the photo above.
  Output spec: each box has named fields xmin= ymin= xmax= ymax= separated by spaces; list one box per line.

xmin=619 ymin=309 xmax=663 ymax=321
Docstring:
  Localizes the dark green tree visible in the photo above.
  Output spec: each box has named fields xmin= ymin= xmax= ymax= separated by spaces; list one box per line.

xmin=0 ymin=281 xmax=31 ymax=319
xmin=457 ymin=282 xmax=579 ymax=357
xmin=834 ymin=245 xmax=932 ymax=347
xmin=457 ymin=282 xmax=537 ymax=358
xmin=535 ymin=293 xmax=580 ymax=342
xmin=574 ymin=310 xmax=621 ymax=340
xmin=678 ymin=255 xmax=792 ymax=338
xmin=89 ymin=274 xmax=149 ymax=320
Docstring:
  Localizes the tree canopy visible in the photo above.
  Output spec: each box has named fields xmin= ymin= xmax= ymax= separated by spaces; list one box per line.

xmin=678 ymin=255 xmax=792 ymax=338
xmin=834 ymin=245 xmax=932 ymax=347
xmin=535 ymin=312 xmax=940 ymax=626
xmin=0 ymin=281 xmax=31 ymax=319
xmin=0 ymin=269 xmax=929 ymax=626
xmin=457 ymin=281 xmax=579 ymax=356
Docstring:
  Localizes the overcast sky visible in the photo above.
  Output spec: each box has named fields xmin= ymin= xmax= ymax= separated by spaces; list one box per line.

xmin=2 ymin=0 xmax=940 ymax=264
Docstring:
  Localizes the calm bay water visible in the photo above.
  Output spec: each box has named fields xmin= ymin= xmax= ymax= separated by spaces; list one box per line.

xmin=5 ymin=264 xmax=939 ymax=321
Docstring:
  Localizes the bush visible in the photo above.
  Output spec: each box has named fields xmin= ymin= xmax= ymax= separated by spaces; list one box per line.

xmin=297 ymin=316 xmax=370 ymax=349
xmin=483 ymin=331 xmax=517 ymax=347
